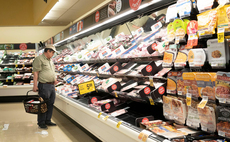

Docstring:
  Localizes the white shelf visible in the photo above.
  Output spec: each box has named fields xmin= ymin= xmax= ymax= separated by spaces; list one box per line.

xmin=0 ymin=85 xmax=37 ymax=96
xmin=54 ymin=94 xmax=163 ymax=142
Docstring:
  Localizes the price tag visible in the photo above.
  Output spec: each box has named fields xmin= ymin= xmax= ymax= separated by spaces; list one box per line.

xmin=186 ymin=93 xmax=192 ymax=106
xmin=114 ymin=92 xmax=118 ymax=98
xmin=165 ymin=41 xmax=169 ymax=46
xmin=149 ymin=76 xmax=154 ymax=87
xmin=116 ymin=121 xmax=122 ymax=128
xmin=201 ymin=126 xmax=208 ymax=131
xmin=103 ymin=115 xmax=109 ymax=121
xmin=199 ymin=31 xmax=205 ymax=36
xmin=218 ymin=28 xmax=225 ymax=43
xmin=17 ymin=71 xmax=20 ymax=74
xmin=78 ymin=80 xmax=96 ymax=95
xmin=98 ymin=112 xmax=102 ymax=118
xmin=97 ymin=73 xmax=99 ymax=77
xmin=219 ymin=98 xmax=227 ymax=104
xmin=11 ymin=79 xmax=13 ymax=82
xmin=218 ymin=130 xmax=225 ymax=137
xmin=148 ymin=97 xmax=154 ymax=105
xmin=175 ymin=37 xmax=180 ymax=44
xmin=6 ymin=79 xmax=8 ymax=82
xmin=3 ymin=85 xmax=7 ymax=88
xmin=138 ymin=130 xmax=152 ymax=142
xmin=23 ymin=64 xmax=25 ymax=67
xmin=15 ymin=64 xmax=18 ymax=67
xmin=198 ymin=96 xmax=208 ymax=109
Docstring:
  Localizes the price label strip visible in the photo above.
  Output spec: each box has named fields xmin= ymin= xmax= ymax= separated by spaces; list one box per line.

xmin=186 ymin=93 xmax=192 ymax=106
xmin=218 ymin=28 xmax=225 ymax=43
xmin=116 ymin=121 xmax=122 ymax=128
xmin=17 ymin=71 xmax=20 ymax=74
xmin=198 ymin=96 xmax=208 ymax=109
xmin=149 ymin=76 xmax=154 ymax=87
xmin=3 ymin=85 xmax=7 ymax=88
xmin=98 ymin=112 xmax=102 ymax=118
xmin=78 ymin=80 xmax=96 ymax=95
xmin=11 ymin=79 xmax=14 ymax=82
xmin=6 ymin=79 xmax=8 ymax=83
xmin=15 ymin=64 xmax=18 ymax=67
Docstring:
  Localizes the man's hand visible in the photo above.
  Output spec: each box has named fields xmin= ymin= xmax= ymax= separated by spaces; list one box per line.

xmin=33 ymin=85 xmax=38 ymax=92
xmin=54 ymin=80 xmax=58 ymax=85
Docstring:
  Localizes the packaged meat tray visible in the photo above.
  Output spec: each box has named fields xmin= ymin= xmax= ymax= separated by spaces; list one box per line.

xmin=140 ymin=120 xmax=167 ymax=129
xmin=215 ymin=72 xmax=230 ymax=103
xmin=197 ymin=105 xmax=216 ymax=133
xmin=167 ymin=71 xmax=177 ymax=94
xmin=177 ymin=71 xmax=186 ymax=96
xmin=182 ymin=72 xmax=199 ymax=98
xmin=186 ymin=100 xmax=200 ymax=129
xmin=216 ymin=106 xmax=230 ymax=138
xmin=195 ymin=73 xmax=216 ymax=100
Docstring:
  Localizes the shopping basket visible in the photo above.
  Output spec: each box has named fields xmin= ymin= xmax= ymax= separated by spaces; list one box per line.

xmin=23 ymin=90 xmax=48 ymax=114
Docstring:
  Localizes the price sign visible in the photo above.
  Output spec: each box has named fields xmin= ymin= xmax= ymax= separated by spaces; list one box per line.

xmin=198 ymin=96 xmax=208 ymax=109
xmin=15 ymin=64 xmax=18 ymax=67
xmin=186 ymin=93 xmax=192 ymax=106
xmin=17 ymin=71 xmax=20 ymax=74
xmin=218 ymin=28 xmax=225 ymax=43
xmin=3 ymin=85 xmax=7 ymax=88
xmin=11 ymin=79 xmax=13 ymax=82
xmin=23 ymin=64 xmax=25 ymax=67
xmin=116 ymin=121 xmax=122 ymax=128
xmin=6 ymin=79 xmax=8 ymax=82
xmin=78 ymin=80 xmax=96 ymax=95
xmin=98 ymin=112 xmax=102 ymax=118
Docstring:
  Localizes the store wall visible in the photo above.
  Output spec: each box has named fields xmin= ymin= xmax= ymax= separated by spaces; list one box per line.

xmin=0 ymin=26 xmax=65 ymax=44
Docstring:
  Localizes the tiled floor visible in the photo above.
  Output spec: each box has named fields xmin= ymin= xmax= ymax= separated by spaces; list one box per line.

xmin=0 ymin=102 xmax=96 ymax=142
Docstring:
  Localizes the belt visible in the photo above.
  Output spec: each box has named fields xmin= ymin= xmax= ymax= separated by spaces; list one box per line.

xmin=40 ymin=82 xmax=55 ymax=85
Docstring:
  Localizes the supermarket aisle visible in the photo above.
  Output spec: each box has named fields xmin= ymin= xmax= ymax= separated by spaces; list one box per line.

xmin=0 ymin=102 xmax=97 ymax=142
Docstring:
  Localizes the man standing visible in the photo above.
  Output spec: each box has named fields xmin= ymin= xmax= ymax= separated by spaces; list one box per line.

xmin=32 ymin=44 xmax=57 ymax=129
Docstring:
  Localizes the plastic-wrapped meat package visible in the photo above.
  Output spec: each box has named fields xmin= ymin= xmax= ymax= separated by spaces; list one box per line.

xmin=171 ymin=98 xmax=187 ymax=124
xmin=197 ymin=105 xmax=216 ymax=133
xmin=163 ymin=96 xmax=174 ymax=120
xmin=154 ymin=28 xmax=167 ymax=40
xmin=216 ymin=106 xmax=230 ymax=138
xmin=215 ymin=72 xmax=230 ymax=103
xmin=16 ymin=82 xmax=24 ymax=85
xmin=186 ymin=101 xmax=200 ymax=129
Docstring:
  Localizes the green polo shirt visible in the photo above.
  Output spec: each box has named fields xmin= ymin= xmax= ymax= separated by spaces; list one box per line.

xmin=32 ymin=54 xmax=56 ymax=83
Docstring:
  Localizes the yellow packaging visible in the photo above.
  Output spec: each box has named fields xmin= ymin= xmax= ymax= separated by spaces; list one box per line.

xmin=182 ymin=72 xmax=199 ymax=98
xmin=217 ymin=4 xmax=230 ymax=32
xmin=195 ymin=73 xmax=215 ymax=100
xmin=197 ymin=9 xmax=217 ymax=37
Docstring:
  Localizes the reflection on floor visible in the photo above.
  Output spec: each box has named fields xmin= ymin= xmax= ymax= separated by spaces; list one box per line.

xmin=0 ymin=102 xmax=96 ymax=142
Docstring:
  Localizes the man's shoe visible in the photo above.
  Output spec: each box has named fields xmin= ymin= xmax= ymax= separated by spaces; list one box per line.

xmin=38 ymin=124 xmax=48 ymax=129
xmin=45 ymin=122 xmax=57 ymax=126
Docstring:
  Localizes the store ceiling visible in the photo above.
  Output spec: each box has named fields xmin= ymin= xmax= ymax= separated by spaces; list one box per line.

xmin=0 ymin=0 xmax=109 ymax=26
xmin=38 ymin=0 xmax=107 ymax=26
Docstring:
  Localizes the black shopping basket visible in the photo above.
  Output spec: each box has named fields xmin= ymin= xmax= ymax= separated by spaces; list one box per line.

xmin=23 ymin=90 xmax=48 ymax=114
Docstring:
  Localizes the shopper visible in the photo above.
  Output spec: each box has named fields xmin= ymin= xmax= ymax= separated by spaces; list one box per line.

xmin=32 ymin=44 xmax=57 ymax=129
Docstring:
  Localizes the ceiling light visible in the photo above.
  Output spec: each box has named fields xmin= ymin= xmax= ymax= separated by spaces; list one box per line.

xmin=54 ymin=0 xmax=162 ymax=46
xmin=42 ymin=1 xmax=60 ymax=21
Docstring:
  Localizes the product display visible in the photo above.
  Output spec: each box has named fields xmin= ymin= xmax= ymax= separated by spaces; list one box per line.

xmin=42 ymin=0 xmax=230 ymax=141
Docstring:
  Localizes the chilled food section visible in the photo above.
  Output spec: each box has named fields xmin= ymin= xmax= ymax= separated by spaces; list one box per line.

xmin=0 ymin=50 xmax=36 ymax=96
xmin=43 ymin=0 xmax=230 ymax=141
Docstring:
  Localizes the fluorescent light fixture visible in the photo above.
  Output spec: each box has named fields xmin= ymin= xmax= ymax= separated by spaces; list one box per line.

xmin=42 ymin=1 xmax=60 ymax=21
xmin=54 ymin=0 xmax=161 ymax=46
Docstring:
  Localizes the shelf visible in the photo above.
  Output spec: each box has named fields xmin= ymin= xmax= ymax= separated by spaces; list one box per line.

xmin=54 ymin=56 xmax=163 ymax=65
xmin=59 ymin=71 xmax=167 ymax=83
xmin=54 ymin=93 xmax=165 ymax=142
xmin=0 ymin=63 xmax=32 ymax=67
